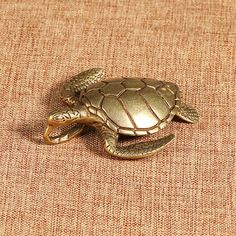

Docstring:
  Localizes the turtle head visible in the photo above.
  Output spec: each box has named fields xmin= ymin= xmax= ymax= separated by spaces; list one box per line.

xmin=44 ymin=107 xmax=87 ymax=145
xmin=47 ymin=107 xmax=87 ymax=127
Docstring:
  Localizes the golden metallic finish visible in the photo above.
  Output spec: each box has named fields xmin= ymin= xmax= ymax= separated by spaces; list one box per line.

xmin=44 ymin=68 xmax=199 ymax=159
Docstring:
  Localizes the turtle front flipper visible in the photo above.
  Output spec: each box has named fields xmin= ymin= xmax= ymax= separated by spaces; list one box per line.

xmin=101 ymin=127 xmax=175 ymax=159
xmin=176 ymin=104 xmax=199 ymax=124
xmin=61 ymin=68 xmax=104 ymax=106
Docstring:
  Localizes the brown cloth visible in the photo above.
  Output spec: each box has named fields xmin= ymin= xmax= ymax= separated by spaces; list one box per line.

xmin=0 ymin=1 xmax=235 ymax=235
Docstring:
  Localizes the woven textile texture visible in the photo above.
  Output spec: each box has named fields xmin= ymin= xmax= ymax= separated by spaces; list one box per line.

xmin=0 ymin=0 xmax=236 ymax=235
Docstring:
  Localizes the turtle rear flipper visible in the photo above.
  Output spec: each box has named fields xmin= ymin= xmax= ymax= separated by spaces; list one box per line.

xmin=176 ymin=104 xmax=199 ymax=124
xmin=101 ymin=126 xmax=175 ymax=159
xmin=61 ymin=68 xmax=105 ymax=106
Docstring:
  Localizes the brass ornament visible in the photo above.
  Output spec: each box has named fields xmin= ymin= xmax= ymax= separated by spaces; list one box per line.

xmin=43 ymin=68 xmax=199 ymax=159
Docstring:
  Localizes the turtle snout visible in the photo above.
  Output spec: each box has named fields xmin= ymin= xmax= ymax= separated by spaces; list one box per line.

xmin=47 ymin=114 xmax=62 ymax=125
xmin=47 ymin=109 xmax=79 ymax=126
xmin=47 ymin=111 xmax=69 ymax=126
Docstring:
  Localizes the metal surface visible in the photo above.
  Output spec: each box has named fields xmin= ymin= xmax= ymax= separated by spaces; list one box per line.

xmin=44 ymin=68 xmax=199 ymax=159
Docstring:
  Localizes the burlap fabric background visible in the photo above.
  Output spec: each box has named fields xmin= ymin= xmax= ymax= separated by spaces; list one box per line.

xmin=0 ymin=1 xmax=235 ymax=235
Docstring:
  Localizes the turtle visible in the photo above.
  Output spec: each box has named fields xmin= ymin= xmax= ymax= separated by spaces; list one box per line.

xmin=43 ymin=68 xmax=199 ymax=159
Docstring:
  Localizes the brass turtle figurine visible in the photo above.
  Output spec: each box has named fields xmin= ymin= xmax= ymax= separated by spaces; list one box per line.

xmin=44 ymin=68 xmax=199 ymax=159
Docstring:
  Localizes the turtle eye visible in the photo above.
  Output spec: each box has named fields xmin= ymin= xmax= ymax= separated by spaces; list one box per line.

xmin=54 ymin=114 xmax=66 ymax=121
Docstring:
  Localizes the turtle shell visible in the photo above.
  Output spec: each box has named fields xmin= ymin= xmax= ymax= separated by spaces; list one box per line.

xmin=81 ymin=78 xmax=180 ymax=136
